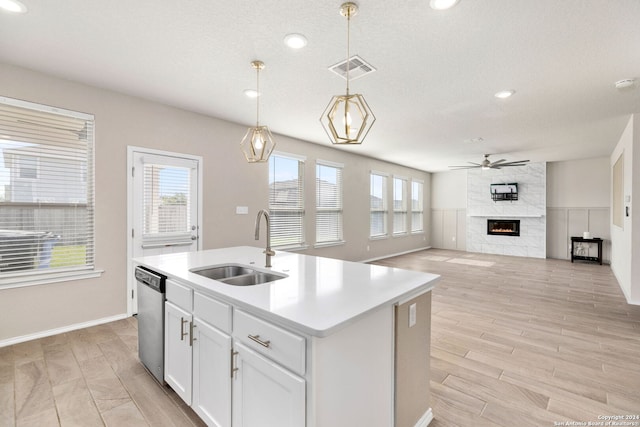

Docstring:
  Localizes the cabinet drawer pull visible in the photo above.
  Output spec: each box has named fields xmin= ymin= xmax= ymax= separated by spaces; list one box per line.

xmin=180 ymin=317 xmax=189 ymax=341
xmin=248 ymin=334 xmax=271 ymax=348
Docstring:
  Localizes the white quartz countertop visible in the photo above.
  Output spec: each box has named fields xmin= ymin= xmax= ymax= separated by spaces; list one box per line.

xmin=134 ymin=246 xmax=439 ymax=337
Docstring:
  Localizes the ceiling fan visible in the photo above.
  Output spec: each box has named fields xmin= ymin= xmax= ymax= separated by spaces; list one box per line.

xmin=449 ymin=154 xmax=530 ymax=170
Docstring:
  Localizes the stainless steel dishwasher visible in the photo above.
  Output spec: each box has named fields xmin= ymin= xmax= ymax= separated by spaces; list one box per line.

xmin=135 ymin=265 xmax=167 ymax=384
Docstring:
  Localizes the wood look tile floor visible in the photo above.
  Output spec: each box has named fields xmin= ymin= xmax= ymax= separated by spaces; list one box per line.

xmin=372 ymin=249 xmax=640 ymax=427
xmin=0 ymin=316 xmax=206 ymax=427
xmin=1 ymin=248 xmax=639 ymax=426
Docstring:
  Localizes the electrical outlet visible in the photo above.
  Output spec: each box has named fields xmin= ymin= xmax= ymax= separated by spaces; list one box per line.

xmin=409 ymin=303 xmax=417 ymax=327
xmin=366 ymin=245 xmax=370 ymax=251
xmin=236 ymin=206 xmax=249 ymax=215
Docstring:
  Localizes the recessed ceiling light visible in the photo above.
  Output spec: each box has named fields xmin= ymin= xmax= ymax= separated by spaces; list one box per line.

xmin=284 ymin=33 xmax=308 ymax=49
xmin=0 ymin=0 xmax=28 ymax=13
xmin=494 ymin=90 xmax=516 ymax=99
xmin=429 ymin=0 xmax=460 ymax=10
xmin=614 ymin=78 xmax=636 ymax=90
xmin=243 ymin=89 xmax=260 ymax=99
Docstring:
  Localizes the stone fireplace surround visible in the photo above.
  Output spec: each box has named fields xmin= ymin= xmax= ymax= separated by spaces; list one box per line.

xmin=466 ymin=163 xmax=546 ymax=258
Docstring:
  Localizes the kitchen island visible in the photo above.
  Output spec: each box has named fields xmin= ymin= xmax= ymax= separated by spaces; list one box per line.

xmin=134 ymin=246 xmax=439 ymax=427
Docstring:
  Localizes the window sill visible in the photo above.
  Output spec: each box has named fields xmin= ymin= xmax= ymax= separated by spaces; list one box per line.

xmin=273 ymin=244 xmax=309 ymax=252
xmin=0 ymin=268 xmax=104 ymax=290
xmin=392 ymin=232 xmax=409 ymax=238
xmin=369 ymin=235 xmax=389 ymax=241
xmin=313 ymin=240 xmax=346 ymax=249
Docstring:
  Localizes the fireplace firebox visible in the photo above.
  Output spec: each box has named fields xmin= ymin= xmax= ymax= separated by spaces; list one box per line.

xmin=487 ymin=219 xmax=520 ymax=236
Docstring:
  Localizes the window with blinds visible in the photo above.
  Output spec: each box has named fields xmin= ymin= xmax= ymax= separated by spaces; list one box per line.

xmin=0 ymin=97 xmax=95 ymax=282
xmin=143 ymin=163 xmax=191 ymax=239
xmin=393 ymin=177 xmax=408 ymax=234
xmin=411 ymin=180 xmax=424 ymax=233
xmin=269 ymin=153 xmax=305 ymax=248
xmin=316 ymin=161 xmax=343 ymax=245
xmin=370 ymin=172 xmax=388 ymax=238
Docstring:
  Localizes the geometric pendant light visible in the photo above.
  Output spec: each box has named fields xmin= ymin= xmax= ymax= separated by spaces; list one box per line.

xmin=241 ymin=60 xmax=276 ymax=163
xmin=320 ymin=2 xmax=375 ymax=145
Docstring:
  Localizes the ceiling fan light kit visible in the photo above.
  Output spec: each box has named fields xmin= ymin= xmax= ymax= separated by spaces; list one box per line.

xmin=320 ymin=2 xmax=376 ymax=145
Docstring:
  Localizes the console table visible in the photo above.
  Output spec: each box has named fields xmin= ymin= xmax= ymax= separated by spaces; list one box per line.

xmin=570 ymin=237 xmax=603 ymax=265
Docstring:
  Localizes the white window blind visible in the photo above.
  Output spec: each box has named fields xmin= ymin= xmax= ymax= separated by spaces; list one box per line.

xmin=316 ymin=161 xmax=343 ymax=245
xmin=0 ymin=97 xmax=95 ymax=280
xmin=393 ymin=177 xmax=408 ymax=234
xmin=411 ymin=180 xmax=424 ymax=233
xmin=143 ymin=162 xmax=192 ymax=242
xmin=269 ymin=153 xmax=305 ymax=248
xmin=370 ymin=172 xmax=388 ymax=238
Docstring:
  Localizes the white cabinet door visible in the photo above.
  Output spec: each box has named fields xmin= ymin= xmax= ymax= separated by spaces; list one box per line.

xmin=165 ymin=301 xmax=193 ymax=404
xmin=192 ymin=318 xmax=232 ymax=427
xmin=232 ymin=342 xmax=305 ymax=427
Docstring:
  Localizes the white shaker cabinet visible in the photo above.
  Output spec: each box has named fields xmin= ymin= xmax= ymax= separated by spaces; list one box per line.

xmin=164 ymin=301 xmax=193 ymax=405
xmin=192 ymin=318 xmax=232 ymax=427
xmin=232 ymin=342 xmax=306 ymax=427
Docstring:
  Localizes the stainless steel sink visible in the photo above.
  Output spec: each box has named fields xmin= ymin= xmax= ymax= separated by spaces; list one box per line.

xmin=221 ymin=272 xmax=286 ymax=286
xmin=190 ymin=264 xmax=286 ymax=286
xmin=190 ymin=265 xmax=256 ymax=280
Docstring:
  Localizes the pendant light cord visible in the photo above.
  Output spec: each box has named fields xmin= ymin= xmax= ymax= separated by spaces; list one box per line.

xmin=346 ymin=8 xmax=351 ymax=95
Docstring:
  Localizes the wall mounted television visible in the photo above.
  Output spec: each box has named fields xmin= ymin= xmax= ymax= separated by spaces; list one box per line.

xmin=490 ymin=183 xmax=518 ymax=201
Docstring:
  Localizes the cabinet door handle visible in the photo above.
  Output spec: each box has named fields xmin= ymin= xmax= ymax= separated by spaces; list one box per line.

xmin=231 ymin=350 xmax=239 ymax=379
xmin=180 ymin=317 xmax=189 ymax=341
xmin=248 ymin=334 xmax=271 ymax=348
xmin=189 ymin=322 xmax=197 ymax=347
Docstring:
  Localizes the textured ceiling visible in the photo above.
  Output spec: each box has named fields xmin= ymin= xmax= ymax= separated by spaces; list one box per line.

xmin=1 ymin=0 xmax=639 ymax=171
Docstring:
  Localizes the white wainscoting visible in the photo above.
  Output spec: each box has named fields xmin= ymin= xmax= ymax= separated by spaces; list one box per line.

xmin=547 ymin=207 xmax=610 ymax=263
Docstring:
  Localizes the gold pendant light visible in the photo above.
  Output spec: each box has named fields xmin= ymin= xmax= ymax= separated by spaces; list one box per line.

xmin=241 ymin=60 xmax=276 ymax=163
xmin=320 ymin=2 xmax=375 ymax=145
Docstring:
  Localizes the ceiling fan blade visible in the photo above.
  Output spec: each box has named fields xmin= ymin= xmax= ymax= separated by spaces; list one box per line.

xmin=490 ymin=159 xmax=507 ymax=165
xmin=498 ymin=160 xmax=530 ymax=166
xmin=448 ymin=165 xmax=481 ymax=169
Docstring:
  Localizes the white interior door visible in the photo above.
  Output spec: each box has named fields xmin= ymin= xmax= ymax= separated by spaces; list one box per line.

xmin=128 ymin=147 xmax=202 ymax=314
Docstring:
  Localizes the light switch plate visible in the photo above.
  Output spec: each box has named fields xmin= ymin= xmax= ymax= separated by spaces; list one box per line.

xmin=236 ymin=206 xmax=249 ymax=215
xmin=409 ymin=303 xmax=417 ymax=327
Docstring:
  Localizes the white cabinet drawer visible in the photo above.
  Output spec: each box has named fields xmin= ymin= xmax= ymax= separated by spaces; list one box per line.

xmin=194 ymin=292 xmax=232 ymax=334
xmin=166 ymin=279 xmax=193 ymax=311
xmin=233 ymin=310 xmax=306 ymax=376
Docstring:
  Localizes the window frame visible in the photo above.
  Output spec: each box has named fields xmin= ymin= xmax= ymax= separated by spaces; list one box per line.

xmin=0 ymin=96 xmax=102 ymax=289
xmin=315 ymin=159 xmax=345 ymax=248
xmin=393 ymin=176 xmax=408 ymax=235
xmin=369 ymin=171 xmax=389 ymax=239
xmin=411 ymin=179 xmax=424 ymax=234
xmin=268 ymin=151 xmax=307 ymax=250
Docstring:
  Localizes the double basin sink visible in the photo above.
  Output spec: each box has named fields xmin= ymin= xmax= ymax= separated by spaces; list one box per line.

xmin=190 ymin=265 xmax=286 ymax=286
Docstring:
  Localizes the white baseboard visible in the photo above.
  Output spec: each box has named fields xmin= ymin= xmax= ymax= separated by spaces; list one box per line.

xmin=0 ymin=313 xmax=129 ymax=348
xmin=416 ymin=408 xmax=434 ymax=427
xmin=360 ymin=246 xmax=432 ymax=264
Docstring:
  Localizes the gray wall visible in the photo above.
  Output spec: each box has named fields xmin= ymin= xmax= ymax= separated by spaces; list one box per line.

xmin=0 ymin=63 xmax=430 ymax=343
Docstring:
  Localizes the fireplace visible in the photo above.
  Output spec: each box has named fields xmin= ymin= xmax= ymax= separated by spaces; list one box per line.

xmin=487 ymin=219 xmax=520 ymax=236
